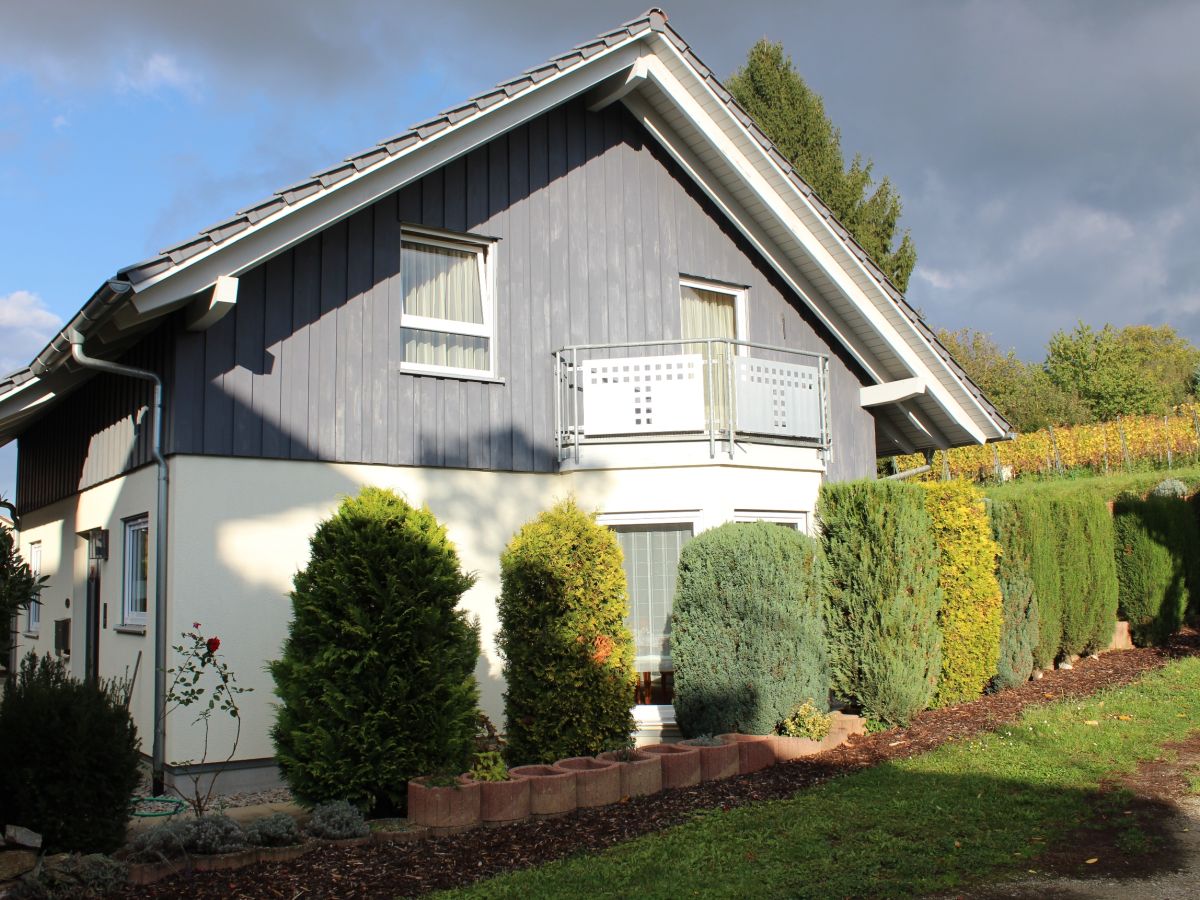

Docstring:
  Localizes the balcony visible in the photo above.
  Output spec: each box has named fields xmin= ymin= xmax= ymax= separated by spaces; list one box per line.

xmin=553 ymin=339 xmax=830 ymax=463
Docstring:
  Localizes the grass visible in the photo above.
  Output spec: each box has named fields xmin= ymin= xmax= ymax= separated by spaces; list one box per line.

xmin=443 ymin=657 xmax=1200 ymax=899
xmin=984 ymin=465 xmax=1200 ymax=502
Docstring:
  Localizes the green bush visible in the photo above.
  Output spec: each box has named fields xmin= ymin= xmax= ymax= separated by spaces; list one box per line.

xmin=9 ymin=853 xmax=128 ymax=899
xmin=270 ymin=487 xmax=480 ymax=816
xmin=0 ymin=654 xmax=140 ymax=853
xmin=1114 ymin=492 xmax=1200 ymax=645
xmin=921 ymin=482 xmax=1003 ymax=706
xmin=497 ymin=499 xmax=635 ymax=764
xmin=671 ymin=522 xmax=828 ymax=736
xmin=305 ymin=800 xmax=369 ymax=840
xmin=819 ymin=480 xmax=943 ymax=726
xmin=984 ymin=490 xmax=1118 ymax=665
xmin=778 ymin=700 xmax=832 ymax=740
xmin=1059 ymin=497 xmax=1119 ymax=656
xmin=989 ymin=500 xmax=1040 ymax=690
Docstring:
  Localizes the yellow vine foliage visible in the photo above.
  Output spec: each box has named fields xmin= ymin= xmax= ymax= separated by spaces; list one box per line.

xmin=921 ymin=481 xmax=1003 ymax=706
xmin=894 ymin=404 xmax=1200 ymax=481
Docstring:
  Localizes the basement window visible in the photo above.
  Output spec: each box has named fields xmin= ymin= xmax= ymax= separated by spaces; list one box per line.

xmin=400 ymin=227 xmax=496 ymax=379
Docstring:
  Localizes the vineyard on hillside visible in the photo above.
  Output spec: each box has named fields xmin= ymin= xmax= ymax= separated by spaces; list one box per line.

xmin=891 ymin=404 xmax=1200 ymax=482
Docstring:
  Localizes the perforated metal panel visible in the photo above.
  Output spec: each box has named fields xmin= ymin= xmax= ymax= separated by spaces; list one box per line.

xmin=581 ymin=354 xmax=705 ymax=436
xmin=734 ymin=357 xmax=823 ymax=439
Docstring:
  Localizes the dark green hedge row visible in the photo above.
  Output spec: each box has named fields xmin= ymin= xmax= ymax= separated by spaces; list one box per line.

xmin=1113 ymin=493 xmax=1200 ymax=645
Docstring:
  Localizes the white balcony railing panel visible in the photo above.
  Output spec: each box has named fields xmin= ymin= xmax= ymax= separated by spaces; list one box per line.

xmin=734 ymin=357 xmax=823 ymax=439
xmin=581 ymin=354 xmax=706 ymax=436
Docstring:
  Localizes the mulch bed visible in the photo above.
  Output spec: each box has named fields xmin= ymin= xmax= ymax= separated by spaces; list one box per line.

xmin=114 ymin=631 xmax=1200 ymax=899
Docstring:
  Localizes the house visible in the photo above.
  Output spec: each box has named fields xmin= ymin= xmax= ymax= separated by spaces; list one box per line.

xmin=0 ymin=9 xmax=1010 ymax=791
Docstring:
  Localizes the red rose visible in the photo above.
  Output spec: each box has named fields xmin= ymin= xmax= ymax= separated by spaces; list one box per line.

xmin=193 ymin=622 xmax=202 ymax=629
xmin=206 ymin=637 xmax=221 ymax=655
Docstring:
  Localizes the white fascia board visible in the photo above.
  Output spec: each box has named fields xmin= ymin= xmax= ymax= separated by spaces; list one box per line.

xmin=860 ymin=377 xmax=926 ymax=408
xmin=129 ymin=40 xmax=648 ymax=318
xmin=0 ymin=377 xmax=57 ymax=437
xmin=642 ymin=38 xmax=1001 ymax=444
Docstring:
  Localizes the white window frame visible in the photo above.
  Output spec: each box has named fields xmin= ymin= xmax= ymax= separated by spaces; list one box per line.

xmin=678 ymin=274 xmax=749 ymax=352
xmin=399 ymin=225 xmax=498 ymax=380
xmin=122 ymin=515 xmax=149 ymax=627
xmin=25 ymin=541 xmax=41 ymax=635
xmin=734 ymin=509 xmax=811 ymax=534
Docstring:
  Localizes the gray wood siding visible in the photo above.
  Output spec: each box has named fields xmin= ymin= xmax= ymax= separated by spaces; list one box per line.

xmin=16 ymin=326 xmax=173 ymax=512
xmin=17 ymin=96 xmax=877 ymax=512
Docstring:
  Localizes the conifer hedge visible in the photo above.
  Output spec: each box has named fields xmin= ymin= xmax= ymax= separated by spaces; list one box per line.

xmin=1113 ymin=492 xmax=1200 ymax=646
xmin=988 ymin=500 xmax=1040 ymax=690
xmin=819 ymin=480 xmax=942 ymax=726
xmin=497 ymin=499 xmax=635 ymax=764
xmin=270 ymin=487 xmax=479 ymax=816
xmin=671 ymin=521 xmax=828 ymax=736
xmin=921 ymin=481 xmax=1003 ymax=706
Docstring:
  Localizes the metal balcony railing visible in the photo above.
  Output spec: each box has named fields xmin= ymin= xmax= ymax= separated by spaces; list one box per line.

xmin=553 ymin=338 xmax=830 ymax=462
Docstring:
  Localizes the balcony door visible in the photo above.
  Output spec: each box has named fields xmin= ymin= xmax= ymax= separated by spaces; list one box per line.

xmin=680 ymin=278 xmax=745 ymax=434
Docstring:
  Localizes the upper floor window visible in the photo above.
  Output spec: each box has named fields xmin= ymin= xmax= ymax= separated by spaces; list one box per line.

xmin=26 ymin=541 xmax=41 ymax=634
xmin=400 ymin=227 xmax=496 ymax=379
xmin=123 ymin=516 xmax=149 ymax=627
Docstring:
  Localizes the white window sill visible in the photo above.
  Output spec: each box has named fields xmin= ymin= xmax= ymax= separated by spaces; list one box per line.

xmin=632 ymin=704 xmax=677 ymax=727
xmin=23 ymin=631 xmax=39 ymax=639
xmin=114 ymin=624 xmax=147 ymax=636
xmin=397 ymin=366 xmax=505 ymax=384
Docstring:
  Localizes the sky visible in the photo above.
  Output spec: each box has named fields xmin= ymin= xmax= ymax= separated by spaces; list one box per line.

xmin=2 ymin=0 xmax=1200 ymax=500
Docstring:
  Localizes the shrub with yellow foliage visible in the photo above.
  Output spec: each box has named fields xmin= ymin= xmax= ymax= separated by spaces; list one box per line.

xmin=921 ymin=481 xmax=1003 ymax=706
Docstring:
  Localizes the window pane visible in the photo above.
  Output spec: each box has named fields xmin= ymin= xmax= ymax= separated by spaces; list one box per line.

xmin=402 ymin=241 xmax=483 ymax=324
xmin=28 ymin=543 xmax=41 ymax=630
xmin=681 ymin=284 xmax=738 ymax=431
xmin=613 ymin=525 xmax=692 ymax=671
xmin=126 ymin=521 xmax=148 ymax=619
xmin=402 ymin=328 xmax=489 ymax=371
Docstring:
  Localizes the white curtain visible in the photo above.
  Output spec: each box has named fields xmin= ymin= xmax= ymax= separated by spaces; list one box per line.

xmin=681 ymin=285 xmax=737 ymax=431
xmin=402 ymin=328 xmax=489 ymax=371
xmin=402 ymin=240 xmax=489 ymax=369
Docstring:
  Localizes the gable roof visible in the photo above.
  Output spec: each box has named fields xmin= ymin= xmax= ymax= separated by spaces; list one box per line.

xmin=0 ymin=8 xmax=1011 ymax=454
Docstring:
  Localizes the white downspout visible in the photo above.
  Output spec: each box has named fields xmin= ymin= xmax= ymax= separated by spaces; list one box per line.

xmin=69 ymin=324 xmax=170 ymax=796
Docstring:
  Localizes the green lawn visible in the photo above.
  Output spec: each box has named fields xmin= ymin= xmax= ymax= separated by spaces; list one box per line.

xmin=442 ymin=657 xmax=1200 ymax=899
xmin=985 ymin=465 xmax=1200 ymax=502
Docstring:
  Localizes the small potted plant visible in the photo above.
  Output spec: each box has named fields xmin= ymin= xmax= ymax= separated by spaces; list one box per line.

xmin=407 ymin=773 xmax=482 ymax=833
xmin=553 ymin=756 xmax=621 ymax=807
xmin=596 ymin=745 xmax=663 ymax=797
xmin=679 ymin=734 xmax=739 ymax=781
xmin=508 ymin=764 xmax=577 ymax=817
xmin=462 ymin=751 xmax=531 ymax=826
xmin=715 ymin=733 xmax=775 ymax=774
xmin=637 ymin=743 xmax=701 ymax=789
xmin=767 ymin=700 xmax=835 ymax=762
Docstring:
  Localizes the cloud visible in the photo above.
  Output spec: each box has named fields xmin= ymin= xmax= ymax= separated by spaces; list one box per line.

xmin=0 ymin=290 xmax=60 ymax=375
xmin=117 ymin=52 xmax=199 ymax=97
xmin=51 ymin=114 xmax=67 ymax=130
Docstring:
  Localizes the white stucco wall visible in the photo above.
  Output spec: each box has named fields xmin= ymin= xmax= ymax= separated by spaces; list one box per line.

xmin=15 ymin=445 xmax=824 ymax=768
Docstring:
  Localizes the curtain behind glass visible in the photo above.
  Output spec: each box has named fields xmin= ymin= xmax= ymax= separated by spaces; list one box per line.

xmin=681 ymin=285 xmax=737 ymax=432
xmin=402 ymin=241 xmax=483 ymax=323
xmin=402 ymin=328 xmax=489 ymax=371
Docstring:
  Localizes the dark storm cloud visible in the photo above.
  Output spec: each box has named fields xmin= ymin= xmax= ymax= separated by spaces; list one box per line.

xmin=5 ymin=0 xmax=1199 ymax=359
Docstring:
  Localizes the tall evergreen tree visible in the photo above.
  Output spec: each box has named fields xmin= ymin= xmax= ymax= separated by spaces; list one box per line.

xmin=727 ymin=40 xmax=917 ymax=291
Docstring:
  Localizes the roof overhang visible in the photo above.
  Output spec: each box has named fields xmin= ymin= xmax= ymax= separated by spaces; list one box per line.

xmin=0 ymin=9 xmax=1011 ymax=454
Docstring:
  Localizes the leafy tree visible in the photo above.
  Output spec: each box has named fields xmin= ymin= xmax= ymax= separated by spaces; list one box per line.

xmin=938 ymin=328 xmax=1089 ymax=433
xmin=728 ymin=40 xmax=917 ymax=291
xmin=1046 ymin=322 xmax=1200 ymax=421
xmin=270 ymin=487 xmax=480 ymax=816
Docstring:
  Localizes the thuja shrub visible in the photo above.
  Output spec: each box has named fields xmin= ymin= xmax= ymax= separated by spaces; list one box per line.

xmin=1114 ymin=492 xmax=1200 ymax=646
xmin=989 ymin=500 xmax=1040 ymax=690
xmin=270 ymin=487 xmax=480 ymax=816
xmin=819 ymin=480 xmax=942 ymax=727
xmin=671 ymin=522 xmax=828 ymax=736
xmin=921 ymin=481 xmax=1002 ymax=706
xmin=1057 ymin=496 xmax=1119 ymax=657
xmin=0 ymin=654 xmax=140 ymax=853
xmin=497 ymin=499 xmax=635 ymax=764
